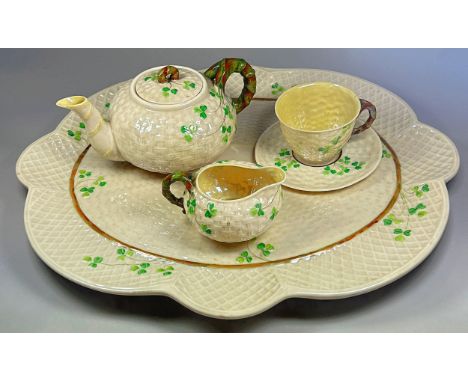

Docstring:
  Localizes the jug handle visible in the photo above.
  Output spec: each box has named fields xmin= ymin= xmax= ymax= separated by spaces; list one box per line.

xmin=162 ymin=171 xmax=193 ymax=214
xmin=352 ymin=99 xmax=377 ymax=135
xmin=204 ymin=58 xmax=256 ymax=114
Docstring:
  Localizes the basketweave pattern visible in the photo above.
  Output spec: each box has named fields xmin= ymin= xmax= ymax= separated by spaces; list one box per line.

xmin=16 ymin=67 xmax=459 ymax=319
xmin=280 ymin=120 xmax=354 ymax=164
xmin=109 ymin=82 xmax=237 ymax=173
xmin=73 ymin=141 xmax=396 ymax=266
xmin=185 ymin=165 xmax=283 ymax=243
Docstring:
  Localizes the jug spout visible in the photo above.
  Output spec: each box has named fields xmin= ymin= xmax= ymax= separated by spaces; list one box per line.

xmin=56 ymin=96 xmax=123 ymax=161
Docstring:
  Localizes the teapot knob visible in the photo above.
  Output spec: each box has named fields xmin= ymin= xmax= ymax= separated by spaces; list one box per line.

xmin=157 ymin=65 xmax=180 ymax=83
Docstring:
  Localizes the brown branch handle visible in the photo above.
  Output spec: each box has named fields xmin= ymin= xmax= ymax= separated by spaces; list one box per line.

xmin=157 ymin=66 xmax=180 ymax=83
xmin=352 ymin=99 xmax=377 ymax=135
xmin=204 ymin=58 xmax=256 ymax=114
xmin=162 ymin=171 xmax=193 ymax=214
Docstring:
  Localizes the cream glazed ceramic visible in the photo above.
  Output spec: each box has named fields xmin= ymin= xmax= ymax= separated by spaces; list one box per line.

xmin=255 ymin=122 xmax=382 ymax=191
xmin=162 ymin=161 xmax=285 ymax=243
xmin=56 ymin=59 xmax=256 ymax=173
xmin=275 ymin=82 xmax=377 ymax=166
xmin=16 ymin=66 xmax=459 ymax=319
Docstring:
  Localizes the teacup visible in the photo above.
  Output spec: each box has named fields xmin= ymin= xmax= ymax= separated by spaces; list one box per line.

xmin=162 ymin=161 xmax=285 ymax=243
xmin=275 ymin=82 xmax=377 ymax=166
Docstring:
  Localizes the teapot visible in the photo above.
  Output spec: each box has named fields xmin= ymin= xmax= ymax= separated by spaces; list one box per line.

xmin=162 ymin=161 xmax=285 ymax=243
xmin=56 ymin=58 xmax=256 ymax=173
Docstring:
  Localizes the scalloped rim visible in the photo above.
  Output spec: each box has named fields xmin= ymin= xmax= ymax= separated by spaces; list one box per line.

xmin=16 ymin=67 xmax=460 ymax=319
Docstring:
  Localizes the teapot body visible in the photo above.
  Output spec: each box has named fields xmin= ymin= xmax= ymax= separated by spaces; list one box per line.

xmin=110 ymin=78 xmax=237 ymax=173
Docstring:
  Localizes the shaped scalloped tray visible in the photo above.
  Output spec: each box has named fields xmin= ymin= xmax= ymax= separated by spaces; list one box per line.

xmin=16 ymin=66 xmax=459 ymax=319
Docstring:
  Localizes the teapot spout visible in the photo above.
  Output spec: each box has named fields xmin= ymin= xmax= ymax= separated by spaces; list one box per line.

xmin=56 ymin=96 xmax=123 ymax=161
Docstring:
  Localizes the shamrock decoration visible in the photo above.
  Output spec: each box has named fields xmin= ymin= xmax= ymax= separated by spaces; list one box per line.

xmin=67 ymin=121 xmax=86 ymax=141
xmin=411 ymin=184 xmax=430 ymax=198
xmin=180 ymin=124 xmax=198 ymax=142
xmin=130 ymin=262 xmax=150 ymax=275
xmin=382 ymin=149 xmax=391 ymax=158
xmin=210 ymin=87 xmax=222 ymax=99
xmin=236 ymin=250 xmax=253 ymax=263
xmin=274 ymin=149 xmax=300 ymax=172
xmin=223 ymin=105 xmax=233 ymax=120
xmin=322 ymin=156 xmax=364 ymax=176
xmin=183 ymin=81 xmax=196 ymax=90
xmin=157 ymin=266 xmax=174 ymax=276
xmin=144 ymin=72 xmax=158 ymax=81
xmin=194 ymin=105 xmax=208 ymax=119
xmin=269 ymin=207 xmax=279 ymax=221
xmin=279 ymin=148 xmax=291 ymax=157
xmin=77 ymin=172 xmax=107 ymax=197
xmin=408 ymin=203 xmax=427 ymax=217
xmin=186 ymin=198 xmax=196 ymax=214
xmin=78 ymin=169 xmax=92 ymax=179
xmin=393 ymin=228 xmax=412 ymax=242
xmin=200 ymin=224 xmax=212 ymax=235
xmin=257 ymin=242 xmax=274 ymax=257
xmin=319 ymin=146 xmax=330 ymax=153
xmin=250 ymin=203 xmax=265 ymax=217
xmin=383 ymin=213 xmax=403 ymax=226
xmin=323 ymin=164 xmax=350 ymax=176
xmin=162 ymin=87 xmax=178 ymax=97
xmin=351 ymin=161 xmax=365 ymax=170
xmin=105 ymin=102 xmax=111 ymax=109
xmin=79 ymin=186 xmax=95 ymax=197
xmin=331 ymin=135 xmax=342 ymax=145
xmin=204 ymin=202 xmax=217 ymax=218
xmin=271 ymin=82 xmax=285 ymax=95
xmin=221 ymin=125 xmax=233 ymax=143
xmin=116 ymin=247 xmax=135 ymax=261
xmin=82 ymin=256 xmax=103 ymax=268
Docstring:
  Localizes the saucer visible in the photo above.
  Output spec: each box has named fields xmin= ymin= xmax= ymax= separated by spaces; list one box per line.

xmin=255 ymin=122 xmax=382 ymax=192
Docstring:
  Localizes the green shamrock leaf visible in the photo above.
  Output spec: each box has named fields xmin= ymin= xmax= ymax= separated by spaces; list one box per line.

xmin=67 ymin=130 xmax=75 ymax=137
xmin=270 ymin=207 xmax=279 ymax=220
xmin=79 ymin=122 xmax=86 ymax=129
xmin=204 ymin=203 xmax=217 ymax=218
xmin=319 ymin=146 xmax=329 ymax=153
xmin=200 ymin=224 xmax=212 ymax=235
xmin=236 ymin=250 xmax=252 ymax=263
xmin=421 ymin=184 xmax=429 ymax=192
xmin=279 ymin=148 xmax=290 ymax=157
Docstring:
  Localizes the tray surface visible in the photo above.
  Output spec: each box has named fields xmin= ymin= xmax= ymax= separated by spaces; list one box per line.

xmin=16 ymin=66 xmax=459 ymax=319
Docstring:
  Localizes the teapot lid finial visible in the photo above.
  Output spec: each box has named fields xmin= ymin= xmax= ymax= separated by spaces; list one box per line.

xmin=132 ymin=65 xmax=207 ymax=108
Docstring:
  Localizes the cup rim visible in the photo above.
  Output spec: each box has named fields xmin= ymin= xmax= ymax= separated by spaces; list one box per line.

xmin=275 ymin=82 xmax=361 ymax=134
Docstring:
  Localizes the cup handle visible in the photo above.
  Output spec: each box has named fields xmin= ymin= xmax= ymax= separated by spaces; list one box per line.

xmin=162 ymin=171 xmax=193 ymax=214
xmin=352 ymin=99 xmax=377 ymax=135
xmin=204 ymin=58 xmax=256 ymax=114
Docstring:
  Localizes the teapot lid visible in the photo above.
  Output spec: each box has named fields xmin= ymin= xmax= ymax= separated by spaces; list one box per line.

xmin=131 ymin=65 xmax=207 ymax=109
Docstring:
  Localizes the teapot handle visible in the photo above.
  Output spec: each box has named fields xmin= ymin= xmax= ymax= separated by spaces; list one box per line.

xmin=162 ymin=171 xmax=193 ymax=214
xmin=204 ymin=58 xmax=256 ymax=114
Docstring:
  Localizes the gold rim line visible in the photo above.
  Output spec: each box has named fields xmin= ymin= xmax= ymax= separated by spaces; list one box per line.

xmin=69 ymin=136 xmax=401 ymax=269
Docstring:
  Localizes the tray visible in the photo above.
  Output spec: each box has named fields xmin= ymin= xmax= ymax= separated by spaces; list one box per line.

xmin=16 ymin=66 xmax=459 ymax=319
